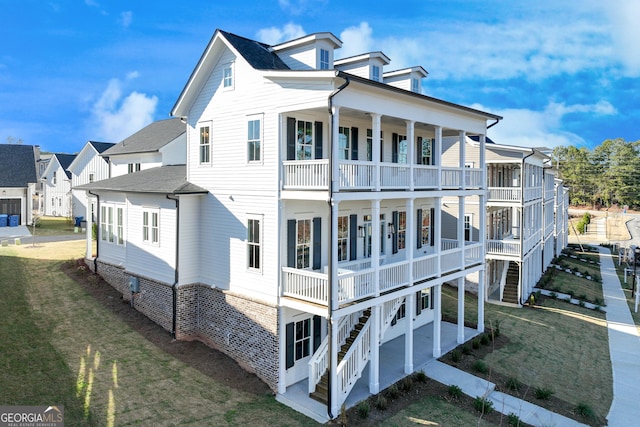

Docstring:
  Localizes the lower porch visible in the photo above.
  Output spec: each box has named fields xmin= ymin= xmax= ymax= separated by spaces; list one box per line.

xmin=276 ymin=321 xmax=479 ymax=423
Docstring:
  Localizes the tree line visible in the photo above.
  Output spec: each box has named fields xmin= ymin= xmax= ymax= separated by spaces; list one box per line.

xmin=552 ymin=138 xmax=640 ymax=209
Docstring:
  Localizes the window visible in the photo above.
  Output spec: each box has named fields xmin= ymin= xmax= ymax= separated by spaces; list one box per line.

xmin=338 ymin=127 xmax=350 ymax=160
xmin=100 ymin=205 xmax=114 ymax=243
xmin=296 ymin=121 xmax=313 ymax=160
xmin=247 ymin=218 xmax=261 ymax=270
xmin=107 ymin=206 xmax=114 ymax=243
xmin=319 ymin=49 xmax=329 ymax=70
xmin=398 ymin=211 xmax=406 ymax=250
xmin=421 ymin=210 xmax=431 ymax=246
xmin=398 ymin=136 xmax=408 ymax=164
xmin=464 ymin=214 xmax=472 ymax=241
xmin=89 ymin=172 xmax=95 ymax=183
xmin=296 ymin=219 xmax=311 ymax=269
xmin=295 ymin=318 xmax=311 ymax=360
xmin=247 ymin=118 xmax=261 ymax=162
xmin=53 ymin=171 xmax=57 ymax=185
xmin=58 ymin=198 xmax=62 ymax=207
xmin=392 ymin=300 xmax=406 ymax=325
xmin=128 ymin=163 xmax=141 ymax=174
xmin=411 ymin=78 xmax=419 ymax=93
xmin=419 ymin=138 xmax=432 ymax=165
xmin=223 ymin=64 xmax=233 ymax=88
xmin=143 ymin=209 xmax=159 ymax=245
xmin=420 ymin=289 xmax=431 ymax=311
xmin=199 ymin=124 xmax=211 ymax=164
xmin=116 ymin=206 xmax=124 ymax=245
xmin=371 ymin=65 xmax=380 ymax=82
xmin=363 ymin=214 xmax=386 ymax=257
xmin=337 ymin=216 xmax=349 ymax=261
xmin=366 ymin=129 xmax=384 ymax=162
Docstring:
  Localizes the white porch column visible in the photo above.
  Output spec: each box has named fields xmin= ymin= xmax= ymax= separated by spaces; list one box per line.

xmin=433 ymin=284 xmax=442 ymax=357
xmin=434 ymin=126 xmax=442 ymax=190
xmin=478 ymin=135 xmax=487 ymax=333
xmin=478 ymin=269 xmax=485 ymax=333
xmin=372 ymin=199 xmax=381 ymax=296
xmin=457 ymin=276 xmax=465 ymax=343
xmin=459 ymin=130 xmax=466 ymax=189
xmin=85 ymin=195 xmax=93 ymax=260
xmin=458 ymin=195 xmax=465 ymax=266
xmin=278 ymin=307 xmax=286 ymax=394
xmin=407 ymin=198 xmax=414 ymax=281
xmin=331 ymin=200 xmax=340 ymax=309
xmin=372 ymin=113 xmax=382 ymax=191
xmin=405 ymin=292 xmax=415 ymax=373
xmin=406 ymin=121 xmax=415 ymax=191
xmin=435 ymin=197 xmax=442 ymax=255
xmin=369 ymin=304 xmax=380 ymax=393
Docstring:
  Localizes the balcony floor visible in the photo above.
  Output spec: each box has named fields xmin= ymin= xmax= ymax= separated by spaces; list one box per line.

xmin=276 ymin=321 xmax=480 ymax=423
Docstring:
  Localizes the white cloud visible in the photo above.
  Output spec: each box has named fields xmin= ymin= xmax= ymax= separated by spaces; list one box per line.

xmin=256 ymin=23 xmax=306 ymax=45
xmin=338 ymin=23 xmax=374 ymax=59
xmin=603 ymin=0 xmax=640 ymax=76
xmin=277 ymin=0 xmax=328 ymax=15
xmin=475 ymin=101 xmax=617 ymax=148
xmin=90 ymin=77 xmax=157 ymax=142
xmin=119 ymin=11 xmax=133 ymax=28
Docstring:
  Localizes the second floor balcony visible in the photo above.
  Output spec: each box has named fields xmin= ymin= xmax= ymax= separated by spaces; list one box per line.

xmin=487 ymin=186 xmax=542 ymax=203
xmin=283 ymin=159 xmax=483 ymax=192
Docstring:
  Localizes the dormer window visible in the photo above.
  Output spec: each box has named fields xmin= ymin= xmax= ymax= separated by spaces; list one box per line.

xmin=372 ymin=65 xmax=380 ymax=82
xmin=411 ymin=78 xmax=420 ymax=93
xmin=223 ymin=64 xmax=234 ymax=89
xmin=320 ymin=49 xmax=330 ymax=70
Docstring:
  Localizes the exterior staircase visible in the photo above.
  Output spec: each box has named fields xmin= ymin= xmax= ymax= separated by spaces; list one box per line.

xmin=503 ymin=261 xmax=520 ymax=304
xmin=310 ymin=309 xmax=371 ymax=405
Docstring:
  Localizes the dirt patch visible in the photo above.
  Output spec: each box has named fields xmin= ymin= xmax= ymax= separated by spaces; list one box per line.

xmin=61 ymin=259 xmax=271 ymax=397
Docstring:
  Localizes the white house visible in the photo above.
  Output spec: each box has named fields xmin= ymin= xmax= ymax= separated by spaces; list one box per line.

xmin=101 ymin=117 xmax=186 ymax=178
xmin=80 ymin=29 xmax=502 ymax=421
xmin=68 ymin=141 xmax=114 ymax=220
xmin=0 ymin=144 xmax=38 ymax=225
xmin=42 ymin=153 xmax=76 ymax=217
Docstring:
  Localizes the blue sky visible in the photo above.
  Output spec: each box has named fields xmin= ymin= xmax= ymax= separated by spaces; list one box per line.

xmin=2 ymin=0 xmax=639 ymax=153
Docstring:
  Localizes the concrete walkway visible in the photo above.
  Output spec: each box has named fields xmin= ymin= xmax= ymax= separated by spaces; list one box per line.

xmin=597 ymin=246 xmax=640 ymax=426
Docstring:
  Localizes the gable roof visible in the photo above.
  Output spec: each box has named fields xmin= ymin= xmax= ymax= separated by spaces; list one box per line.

xmin=0 ymin=144 xmax=37 ymax=187
xmin=53 ymin=153 xmax=76 ymax=179
xmin=89 ymin=141 xmax=115 ymax=153
xmin=75 ymin=165 xmax=207 ymax=195
xmin=102 ymin=118 xmax=185 ymax=156
xmin=220 ymin=30 xmax=290 ymax=71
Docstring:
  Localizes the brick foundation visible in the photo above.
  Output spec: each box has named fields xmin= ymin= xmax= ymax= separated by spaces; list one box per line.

xmin=94 ymin=259 xmax=279 ymax=391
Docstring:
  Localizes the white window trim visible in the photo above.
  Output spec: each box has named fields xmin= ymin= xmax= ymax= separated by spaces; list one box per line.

xmin=198 ymin=121 xmax=212 ymax=165
xmin=142 ymin=208 xmax=160 ymax=246
xmin=247 ymin=214 xmax=263 ymax=273
xmin=222 ymin=62 xmax=234 ymax=90
xmin=116 ymin=205 xmax=125 ymax=246
xmin=246 ymin=114 xmax=263 ymax=164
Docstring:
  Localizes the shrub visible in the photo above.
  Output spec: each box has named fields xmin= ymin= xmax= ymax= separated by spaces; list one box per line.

xmin=386 ymin=384 xmax=399 ymax=399
xmin=400 ymin=376 xmax=413 ymax=392
xmin=583 ymin=212 xmax=591 ymax=224
xmin=462 ymin=344 xmax=472 ymax=355
xmin=413 ymin=370 xmax=427 ymax=383
xmin=451 ymin=349 xmax=462 ymax=363
xmin=447 ymin=384 xmax=462 ymax=399
xmin=473 ymin=396 xmax=494 ymax=414
xmin=506 ymin=377 xmax=522 ymax=392
xmin=357 ymin=401 xmax=370 ymax=418
xmin=575 ymin=402 xmax=595 ymax=419
xmin=375 ymin=395 xmax=388 ymax=410
xmin=534 ymin=387 xmax=554 ymax=400
xmin=507 ymin=412 xmax=522 ymax=426
xmin=472 ymin=339 xmax=480 ymax=349
xmin=576 ymin=219 xmax=586 ymax=234
xmin=480 ymin=333 xmax=490 ymax=346
xmin=473 ymin=360 xmax=488 ymax=374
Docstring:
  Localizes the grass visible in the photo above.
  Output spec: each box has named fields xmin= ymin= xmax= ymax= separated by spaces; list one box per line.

xmin=440 ymin=284 xmax=612 ymax=419
xmin=32 ymin=216 xmax=77 ymax=236
xmin=0 ymin=241 xmax=315 ymax=426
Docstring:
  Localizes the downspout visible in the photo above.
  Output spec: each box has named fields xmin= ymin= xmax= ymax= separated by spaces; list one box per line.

xmin=487 ymin=117 xmax=501 ymax=129
xmin=167 ymin=194 xmax=179 ymax=338
xmin=326 ymin=74 xmax=350 ymax=419
xmin=519 ymin=149 xmax=535 ymax=305
xmin=88 ymin=190 xmax=100 ymax=274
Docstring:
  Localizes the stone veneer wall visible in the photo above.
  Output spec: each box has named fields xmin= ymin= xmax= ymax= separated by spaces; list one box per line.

xmin=92 ymin=259 xmax=279 ymax=392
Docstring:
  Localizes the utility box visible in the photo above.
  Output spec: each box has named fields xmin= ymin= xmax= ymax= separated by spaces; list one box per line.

xmin=129 ymin=276 xmax=140 ymax=293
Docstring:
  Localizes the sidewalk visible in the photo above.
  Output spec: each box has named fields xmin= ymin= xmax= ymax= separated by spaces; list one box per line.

xmin=596 ymin=246 xmax=640 ymax=426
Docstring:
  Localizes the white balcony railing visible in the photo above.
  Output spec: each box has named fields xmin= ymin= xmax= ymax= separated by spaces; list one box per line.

xmin=413 ymin=165 xmax=438 ymax=188
xmin=486 ymin=239 xmax=521 ymax=257
xmin=283 ymin=160 xmax=328 ymax=190
xmin=380 ymin=163 xmax=411 ymax=188
xmin=487 ymin=187 xmax=521 ymax=202
xmin=339 ymin=161 xmax=375 ymax=189
xmin=524 ymin=186 xmax=543 ymax=202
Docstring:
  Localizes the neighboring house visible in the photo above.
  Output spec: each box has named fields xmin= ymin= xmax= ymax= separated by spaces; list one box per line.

xmin=0 ymin=144 xmax=38 ymax=225
xmin=36 ymin=152 xmax=52 ymax=214
xmin=554 ymin=180 xmax=570 ymax=256
xmin=41 ymin=153 xmax=76 ymax=217
xmin=79 ymin=29 xmax=502 ymax=421
xmin=101 ymin=118 xmax=186 ymax=178
xmin=68 ymin=141 xmax=115 ymax=220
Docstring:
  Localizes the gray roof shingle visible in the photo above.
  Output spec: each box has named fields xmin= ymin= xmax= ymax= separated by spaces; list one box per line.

xmin=75 ymin=165 xmax=207 ymax=195
xmin=0 ymin=144 xmax=38 ymax=187
xmin=102 ymin=118 xmax=185 ymax=156
xmin=54 ymin=153 xmax=77 ymax=179
xmin=220 ymin=30 xmax=290 ymax=71
xmin=89 ymin=141 xmax=115 ymax=153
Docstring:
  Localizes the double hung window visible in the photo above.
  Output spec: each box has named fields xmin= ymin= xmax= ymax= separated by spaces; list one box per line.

xmin=247 ymin=118 xmax=261 ymax=162
xmin=199 ymin=124 xmax=211 ymax=164
xmin=143 ymin=209 xmax=159 ymax=245
xmin=247 ymin=217 xmax=261 ymax=270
